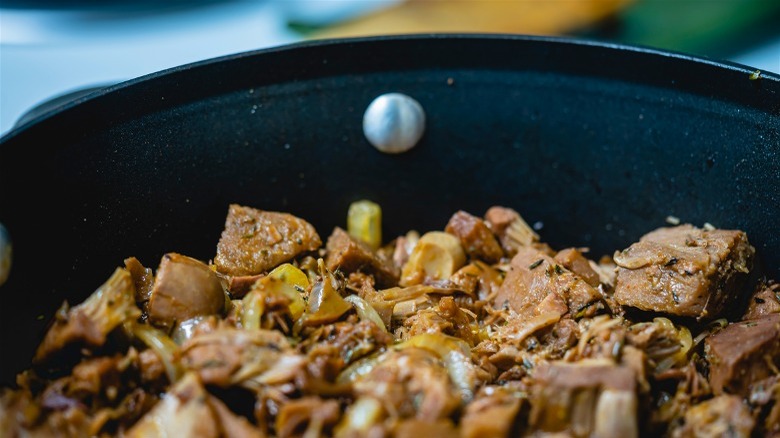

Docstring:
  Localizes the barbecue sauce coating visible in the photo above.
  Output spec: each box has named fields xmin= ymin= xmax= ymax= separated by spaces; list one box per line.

xmin=3 ymin=206 xmax=777 ymax=438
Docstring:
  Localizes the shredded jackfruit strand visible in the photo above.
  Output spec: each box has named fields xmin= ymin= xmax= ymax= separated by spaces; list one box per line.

xmin=82 ymin=268 xmax=141 ymax=332
xmin=380 ymin=284 xmax=458 ymax=302
xmin=502 ymin=312 xmax=561 ymax=343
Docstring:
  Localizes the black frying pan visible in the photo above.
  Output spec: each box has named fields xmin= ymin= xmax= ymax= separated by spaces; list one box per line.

xmin=1 ymin=34 xmax=779 ymax=385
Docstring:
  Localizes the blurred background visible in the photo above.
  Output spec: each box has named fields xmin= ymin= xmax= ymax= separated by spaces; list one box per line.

xmin=2 ymin=0 xmax=779 ymax=136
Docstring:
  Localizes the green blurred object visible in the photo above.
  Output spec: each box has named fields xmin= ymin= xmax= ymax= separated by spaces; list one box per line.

xmin=590 ymin=0 xmax=780 ymax=60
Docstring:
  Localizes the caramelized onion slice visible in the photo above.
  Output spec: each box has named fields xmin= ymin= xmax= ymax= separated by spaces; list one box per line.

xmin=396 ymin=333 xmax=482 ymax=403
xmin=344 ymin=295 xmax=387 ymax=332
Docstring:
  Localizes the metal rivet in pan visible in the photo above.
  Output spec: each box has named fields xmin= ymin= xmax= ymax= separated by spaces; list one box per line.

xmin=363 ymin=93 xmax=425 ymax=154
xmin=0 ymin=223 xmax=11 ymax=287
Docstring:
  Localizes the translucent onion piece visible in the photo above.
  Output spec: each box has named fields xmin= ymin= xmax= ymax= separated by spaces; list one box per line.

xmin=344 ymin=295 xmax=387 ymax=332
xmin=125 ymin=321 xmax=182 ymax=383
xmin=396 ymin=333 xmax=478 ymax=402
xmin=241 ymin=290 xmax=266 ymax=331
xmin=268 ymin=263 xmax=310 ymax=289
xmin=125 ymin=372 xmax=215 ymax=437
xmin=692 ymin=318 xmax=728 ymax=346
xmin=264 ymin=263 xmax=309 ymax=320
xmin=336 ymin=352 xmax=384 ymax=385
xmin=334 ymin=397 xmax=385 ymax=437
xmin=242 ymin=263 xmax=309 ymax=329
xmin=265 ymin=278 xmax=306 ymax=321
xmin=594 ymin=389 xmax=638 ymax=438
xmin=303 ymin=259 xmax=351 ymax=326
xmin=171 ymin=316 xmax=209 ymax=345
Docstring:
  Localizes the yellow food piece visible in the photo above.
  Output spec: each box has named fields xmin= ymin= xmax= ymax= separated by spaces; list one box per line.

xmin=268 ymin=263 xmax=309 ymax=290
xmin=302 ymin=259 xmax=352 ymax=326
xmin=334 ymin=397 xmax=385 ymax=437
xmin=243 ymin=263 xmax=309 ymax=326
xmin=400 ymin=231 xmax=466 ymax=286
xmin=267 ymin=263 xmax=309 ymax=320
xmin=347 ymin=199 xmax=382 ymax=250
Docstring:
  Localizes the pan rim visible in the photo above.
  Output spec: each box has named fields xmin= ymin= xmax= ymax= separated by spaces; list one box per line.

xmin=2 ymin=32 xmax=778 ymax=144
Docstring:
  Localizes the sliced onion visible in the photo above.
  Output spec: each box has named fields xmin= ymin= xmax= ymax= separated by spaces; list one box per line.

xmin=244 ymin=264 xmax=308 ymax=325
xmin=266 ymin=279 xmax=306 ymax=321
xmin=594 ymin=389 xmax=638 ymax=437
xmin=672 ymin=326 xmax=692 ymax=364
xmin=267 ymin=263 xmax=310 ymax=290
xmin=344 ymin=295 xmax=387 ymax=332
xmin=266 ymin=263 xmax=309 ymax=320
xmin=334 ymin=396 xmax=384 ymax=436
xmin=693 ymin=318 xmax=729 ymax=346
xmin=171 ymin=316 xmax=208 ymax=345
xmin=303 ymin=260 xmax=351 ymax=326
xmin=336 ymin=352 xmax=384 ymax=385
xmin=125 ymin=321 xmax=181 ymax=383
xmin=396 ymin=333 xmax=478 ymax=402
xmin=636 ymin=317 xmax=694 ymax=373
xmin=241 ymin=290 xmax=266 ymax=331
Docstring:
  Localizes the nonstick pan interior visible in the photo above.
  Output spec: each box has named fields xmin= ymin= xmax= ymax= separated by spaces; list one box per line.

xmin=1 ymin=34 xmax=778 ymax=384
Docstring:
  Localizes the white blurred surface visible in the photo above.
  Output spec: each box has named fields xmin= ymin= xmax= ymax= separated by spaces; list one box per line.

xmin=0 ymin=1 xmax=303 ymax=135
xmin=1 ymin=1 xmax=778 ymax=137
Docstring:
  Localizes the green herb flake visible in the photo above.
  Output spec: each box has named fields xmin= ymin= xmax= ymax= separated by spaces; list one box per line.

xmin=749 ymin=70 xmax=761 ymax=81
xmin=529 ymin=259 xmax=544 ymax=269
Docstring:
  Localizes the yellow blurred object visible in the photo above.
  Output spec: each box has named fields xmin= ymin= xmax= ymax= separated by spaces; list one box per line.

xmin=267 ymin=263 xmax=310 ymax=291
xmin=347 ymin=199 xmax=383 ymax=251
xmin=308 ymin=0 xmax=634 ymax=39
xmin=400 ymin=231 xmax=466 ymax=286
xmin=243 ymin=264 xmax=309 ymax=327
